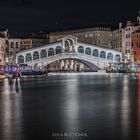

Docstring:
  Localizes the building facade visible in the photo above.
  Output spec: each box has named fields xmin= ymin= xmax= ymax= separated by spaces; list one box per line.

xmin=31 ymin=38 xmax=49 ymax=48
xmin=20 ymin=39 xmax=32 ymax=51
xmin=49 ymin=27 xmax=112 ymax=48
xmin=112 ymin=23 xmax=125 ymax=61
xmin=132 ymin=30 xmax=140 ymax=63
xmin=0 ymin=29 xmax=9 ymax=66
xmin=124 ymin=20 xmax=140 ymax=62
xmin=23 ymin=31 xmax=49 ymax=48
xmin=8 ymin=39 xmax=21 ymax=64
xmin=0 ymin=38 xmax=6 ymax=65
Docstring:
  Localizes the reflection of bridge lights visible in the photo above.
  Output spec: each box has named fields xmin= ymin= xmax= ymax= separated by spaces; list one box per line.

xmin=3 ymin=78 xmax=22 ymax=94
xmin=17 ymin=79 xmax=22 ymax=94
xmin=121 ymin=77 xmax=130 ymax=137
xmin=2 ymin=78 xmax=22 ymax=140
xmin=3 ymin=79 xmax=11 ymax=94
xmin=62 ymin=75 xmax=79 ymax=131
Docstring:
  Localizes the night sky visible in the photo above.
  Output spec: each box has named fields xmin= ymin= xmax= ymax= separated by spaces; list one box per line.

xmin=0 ymin=0 xmax=140 ymax=35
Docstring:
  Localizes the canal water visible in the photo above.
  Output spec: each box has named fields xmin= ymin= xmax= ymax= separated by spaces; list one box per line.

xmin=0 ymin=73 xmax=140 ymax=140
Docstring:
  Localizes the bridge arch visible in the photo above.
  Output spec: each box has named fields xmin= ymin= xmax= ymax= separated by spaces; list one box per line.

xmin=33 ymin=51 xmax=39 ymax=60
xmin=40 ymin=49 xmax=47 ymax=58
xmin=18 ymin=55 xmax=24 ymax=64
xmin=65 ymin=40 xmax=70 ymax=51
xmin=93 ymin=49 xmax=99 ymax=57
xmin=85 ymin=47 xmax=91 ymax=55
xmin=64 ymin=38 xmax=75 ymax=52
xmin=26 ymin=53 xmax=32 ymax=62
xmin=56 ymin=46 xmax=62 ymax=54
xmin=107 ymin=52 xmax=113 ymax=60
xmin=48 ymin=48 xmax=55 ymax=56
xmin=66 ymin=39 xmax=74 ymax=46
xmin=100 ymin=51 xmax=106 ymax=59
xmin=47 ymin=58 xmax=100 ymax=71
xmin=115 ymin=54 xmax=121 ymax=62
xmin=78 ymin=46 xmax=84 ymax=53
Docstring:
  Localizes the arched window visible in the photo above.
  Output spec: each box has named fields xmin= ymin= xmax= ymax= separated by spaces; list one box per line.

xmin=115 ymin=54 xmax=121 ymax=62
xmin=48 ymin=48 xmax=54 ymax=56
xmin=100 ymin=51 xmax=106 ymax=58
xmin=18 ymin=55 xmax=24 ymax=63
xmin=78 ymin=46 xmax=84 ymax=53
xmin=56 ymin=46 xmax=62 ymax=54
xmin=11 ymin=42 xmax=14 ymax=48
xmin=41 ymin=49 xmax=47 ymax=58
xmin=93 ymin=49 xmax=99 ymax=57
xmin=85 ymin=48 xmax=91 ymax=55
xmin=33 ymin=51 xmax=39 ymax=60
xmin=107 ymin=52 xmax=113 ymax=60
xmin=26 ymin=53 xmax=32 ymax=62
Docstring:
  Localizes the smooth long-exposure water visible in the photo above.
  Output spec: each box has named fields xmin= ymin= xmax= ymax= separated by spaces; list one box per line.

xmin=0 ymin=73 xmax=140 ymax=140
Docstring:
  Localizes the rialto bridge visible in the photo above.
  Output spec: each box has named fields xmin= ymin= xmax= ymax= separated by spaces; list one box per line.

xmin=16 ymin=35 xmax=122 ymax=71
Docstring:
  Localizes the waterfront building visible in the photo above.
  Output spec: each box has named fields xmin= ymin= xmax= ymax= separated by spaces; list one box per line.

xmin=8 ymin=39 xmax=21 ymax=64
xmin=20 ymin=39 xmax=32 ymax=51
xmin=112 ymin=23 xmax=125 ymax=61
xmin=0 ymin=37 xmax=6 ymax=65
xmin=25 ymin=31 xmax=49 ymax=48
xmin=49 ymin=27 xmax=112 ymax=48
xmin=132 ymin=30 xmax=140 ymax=63
xmin=124 ymin=14 xmax=140 ymax=63
xmin=31 ymin=38 xmax=49 ymax=48
xmin=0 ymin=29 xmax=9 ymax=66
xmin=7 ymin=33 xmax=49 ymax=64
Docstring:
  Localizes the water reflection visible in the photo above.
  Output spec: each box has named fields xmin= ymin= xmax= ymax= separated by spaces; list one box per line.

xmin=121 ymin=75 xmax=130 ymax=138
xmin=136 ymin=74 xmax=140 ymax=139
xmin=61 ymin=74 xmax=80 ymax=132
xmin=0 ymin=79 xmax=22 ymax=140
xmin=1 ymin=74 xmax=140 ymax=140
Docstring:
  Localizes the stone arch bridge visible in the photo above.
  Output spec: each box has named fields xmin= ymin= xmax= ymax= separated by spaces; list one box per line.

xmin=16 ymin=35 xmax=122 ymax=71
